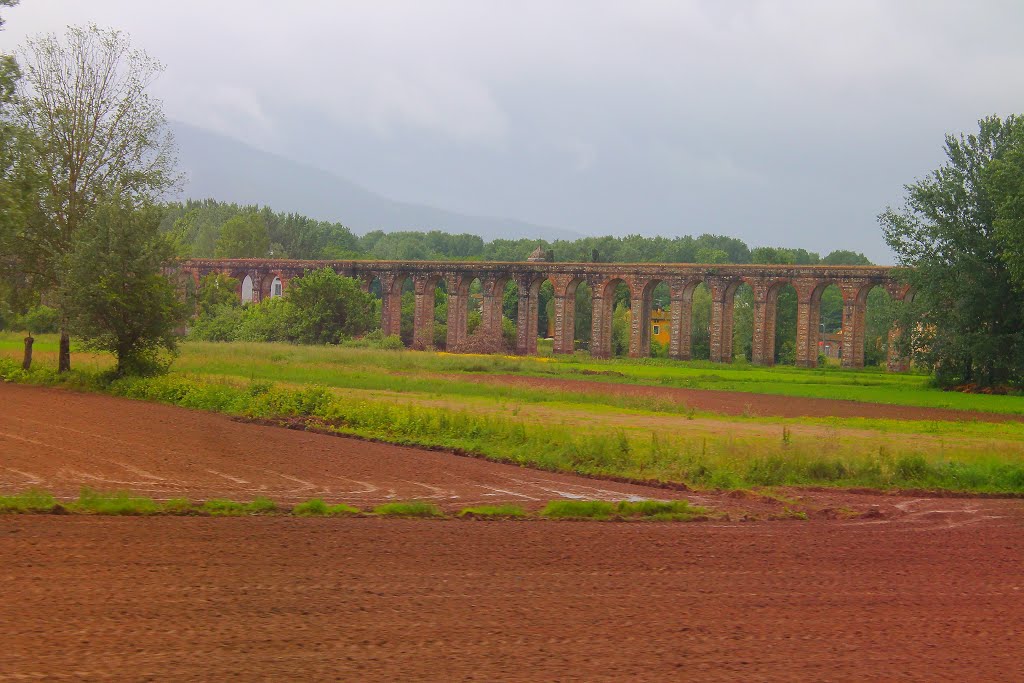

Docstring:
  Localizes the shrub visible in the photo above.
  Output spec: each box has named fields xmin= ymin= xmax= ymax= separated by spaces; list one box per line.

xmin=235 ymin=298 xmax=297 ymax=342
xmin=188 ymin=304 xmax=244 ymax=342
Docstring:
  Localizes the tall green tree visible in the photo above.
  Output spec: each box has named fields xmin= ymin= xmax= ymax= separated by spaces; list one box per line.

xmin=214 ymin=212 xmax=270 ymax=258
xmin=12 ymin=25 xmax=178 ymax=372
xmin=880 ymin=114 xmax=1024 ymax=386
xmin=65 ymin=198 xmax=187 ymax=375
xmin=286 ymin=268 xmax=376 ymax=344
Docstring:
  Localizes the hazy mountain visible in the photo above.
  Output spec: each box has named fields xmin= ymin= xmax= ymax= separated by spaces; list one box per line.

xmin=171 ymin=122 xmax=582 ymax=241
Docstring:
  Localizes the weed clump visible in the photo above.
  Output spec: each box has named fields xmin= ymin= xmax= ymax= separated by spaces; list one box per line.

xmin=0 ymin=489 xmax=58 ymax=513
xmin=162 ymin=498 xmax=195 ymax=514
xmin=616 ymin=499 xmax=709 ymax=521
xmin=202 ymin=497 xmax=277 ymax=516
xmin=72 ymin=488 xmax=160 ymax=515
xmin=292 ymin=498 xmax=360 ymax=516
xmin=540 ymin=500 xmax=616 ymax=519
xmin=457 ymin=504 xmax=527 ymax=519
xmin=372 ymin=501 xmax=444 ymax=518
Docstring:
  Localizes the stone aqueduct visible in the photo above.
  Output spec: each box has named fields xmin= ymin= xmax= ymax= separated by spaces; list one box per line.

xmin=178 ymin=258 xmax=911 ymax=371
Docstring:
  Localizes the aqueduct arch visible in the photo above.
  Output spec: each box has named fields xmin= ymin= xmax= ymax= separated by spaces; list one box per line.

xmin=177 ymin=258 xmax=910 ymax=370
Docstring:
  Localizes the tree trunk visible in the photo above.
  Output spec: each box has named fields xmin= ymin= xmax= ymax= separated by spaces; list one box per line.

xmin=22 ymin=336 xmax=34 ymax=371
xmin=58 ymin=328 xmax=71 ymax=373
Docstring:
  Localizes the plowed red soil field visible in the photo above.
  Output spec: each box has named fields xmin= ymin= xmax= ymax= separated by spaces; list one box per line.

xmin=2 ymin=383 xmax=1024 ymax=680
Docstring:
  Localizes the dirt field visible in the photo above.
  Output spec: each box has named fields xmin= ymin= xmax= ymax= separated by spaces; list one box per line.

xmin=458 ymin=373 xmax=1024 ymax=422
xmin=2 ymin=515 xmax=1022 ymax=681
xmin=0 ymin=383 xmax=1016 ymax=519
xmin=0 ymin=383 xmax=704 ymax=509
xmin=3 ymin=383 xmax=1024 ymax=680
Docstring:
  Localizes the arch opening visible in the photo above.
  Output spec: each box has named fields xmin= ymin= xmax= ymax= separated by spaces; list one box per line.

xmin=241 ymin=275 xmax=255 ymax=304
xmin=862 ymin=284 xmax=897 ymax=368
xmin=732 ymin=283 xmax=754 ymax=362
xmin=639 ymin=280 xmax=672 ymax=358
xmin=690 ymin=282 xmax=712 ymax=360
xmin=501 ymin=279 xmax=519 ymax=352
xmin=773 ymin=283 xmax=798 ymax=365
xmin=816 ymin=283 xmax=843 ymax=365
xmin=397 ymin=276 xmax=415 ymax=346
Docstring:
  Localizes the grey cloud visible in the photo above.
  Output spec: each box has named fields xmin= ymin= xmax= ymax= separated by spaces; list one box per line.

xmin=2 ymin=1 xmax=1024 ymax=262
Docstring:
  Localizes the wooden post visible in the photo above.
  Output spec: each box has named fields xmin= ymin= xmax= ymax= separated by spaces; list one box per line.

xmin=22 ymin=335 xmax=34 ymax=371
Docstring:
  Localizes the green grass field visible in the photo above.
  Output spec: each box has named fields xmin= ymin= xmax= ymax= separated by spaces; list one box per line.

xmin=4 ymin=333 xmax=1021 ymax=414
xmin=3 ymin=333 xmax=1024 ymax=494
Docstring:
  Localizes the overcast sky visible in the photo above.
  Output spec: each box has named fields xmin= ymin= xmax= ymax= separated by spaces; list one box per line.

xmin=3 ymin=1 xmax=1024 ymax=263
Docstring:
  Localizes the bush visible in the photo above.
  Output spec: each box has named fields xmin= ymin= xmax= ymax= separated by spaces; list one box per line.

xmin=188 ymin=304 xmax=244 ymax=342
xmin=237 ymin=298 xmax=297 ymax=342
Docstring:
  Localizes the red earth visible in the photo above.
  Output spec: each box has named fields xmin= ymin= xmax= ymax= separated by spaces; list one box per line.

xmin=2 ymin=383 xmax=1024 ymax=680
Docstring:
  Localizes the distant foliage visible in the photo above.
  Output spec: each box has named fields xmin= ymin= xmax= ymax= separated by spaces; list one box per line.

xmin=165 ymin=198 xmax=872 ymax=268
xmin=0 ymin=304 xmax=59 ymax=334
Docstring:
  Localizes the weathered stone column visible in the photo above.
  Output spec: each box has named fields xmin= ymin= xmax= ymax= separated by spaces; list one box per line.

xmin=794 ymin=280 xmax=819 ymax=368
xmin=515 ymin=276 xmax=540 ymax=355
xmin=708 ymin=277 xmax=739 ymax=363
xmin=445 ymin=275 xmax=468 ymax=351
xmin=840 ymin=283 xmax=867 ymax=368
xmin=550 ymin=274 xmax=580 ymax=355
xmin=669 ymin=281 xmax=694 ymax=360
xmin=590 ymin=287 xmax=611 ymax=359
xmin=478 ymin=277 xmax=507 ymax=351
xmin=411 ymin=275 xmax=437 ymax=350
xmin=749 ymin=278 xmax=777 ymax=366
xmin=552 ymin=294 xmax=574 ymax=354
xmin=628 ymin=281 xmax=649 ymax=358
xmin=380 ymin=273 xmax=404 ymax=339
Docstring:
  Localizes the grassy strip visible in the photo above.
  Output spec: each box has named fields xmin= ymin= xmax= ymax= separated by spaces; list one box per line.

xmin=0 ymin=490 xmax=712 ymax=521
xmin=3 ymin=361 xmax=1024 ymax=493
xmin=5 ymin=334 xmax=1024 ymax=414
xmin=539 ymin=499 xmax=713 ymax=521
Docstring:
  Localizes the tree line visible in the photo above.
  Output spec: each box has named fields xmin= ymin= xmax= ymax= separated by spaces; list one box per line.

xmin=163 ymin=196 xmax=872 ymax=268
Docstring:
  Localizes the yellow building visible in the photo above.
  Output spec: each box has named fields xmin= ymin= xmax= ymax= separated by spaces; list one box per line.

xmin=650 ymin=308 xmax=670 ymax=346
